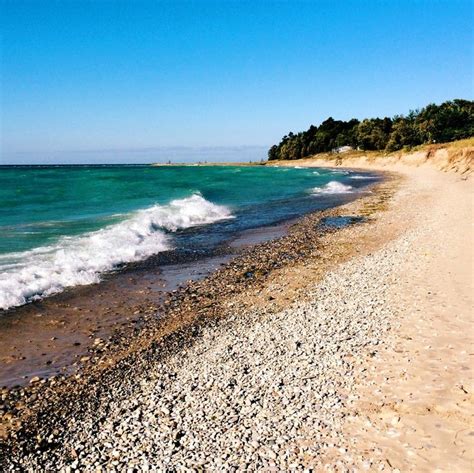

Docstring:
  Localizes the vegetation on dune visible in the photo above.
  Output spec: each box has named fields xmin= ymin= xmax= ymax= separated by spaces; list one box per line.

xmin=268 ymin=99 xmax=474 ymax=161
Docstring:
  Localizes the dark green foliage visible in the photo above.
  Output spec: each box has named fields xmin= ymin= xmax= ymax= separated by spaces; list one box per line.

xmin=268 ymin=99 xmax=474 ymax=160
xmin=356 ymin=117 xmax=392 ymax=151
xmin=415 ymin=99 xmax=474 ymax=144
xmin=386 ymin=113 xmax=421 ymax=152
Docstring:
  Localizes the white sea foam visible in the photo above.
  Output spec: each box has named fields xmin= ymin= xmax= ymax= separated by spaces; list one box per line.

xmin=312 ymin=171 xmax=320 ymax=175
xmin=312 ymin=181 xmax=354 ymax=195
xmin=349 ymin=174 xmax=378 ymax=180
xmin=0 ymin=194 xmax=232 ymax=310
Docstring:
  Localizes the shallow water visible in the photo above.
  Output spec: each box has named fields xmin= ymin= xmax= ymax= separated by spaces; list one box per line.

xmin=319 ymin=215 xmax=367 ymax=229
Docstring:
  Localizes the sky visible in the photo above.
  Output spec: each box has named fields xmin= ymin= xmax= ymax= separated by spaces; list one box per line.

xmin=0 ymin=0 xmax=472 ymax=164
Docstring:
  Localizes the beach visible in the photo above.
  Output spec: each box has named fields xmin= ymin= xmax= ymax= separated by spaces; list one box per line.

xmin=1 ymin=144 xmax=473 ymax=470
xmin=0 ymin=165 xmax=377 ymax=388
xmin=2 ymin=0 xmax=472 ymax=469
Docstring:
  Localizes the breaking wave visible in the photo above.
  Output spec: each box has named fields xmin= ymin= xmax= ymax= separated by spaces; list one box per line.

xmin=349 ymin=174 xmax=378 ymax=180
xmin=311 ymin=181 xmax=354 ymax=194
xmin=0 ymin=194 xmax=232 ymax=310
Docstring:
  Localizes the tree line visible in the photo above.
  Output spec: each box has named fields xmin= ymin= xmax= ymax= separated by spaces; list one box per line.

xmin=267 ymin=99 xmax=474 ymax=161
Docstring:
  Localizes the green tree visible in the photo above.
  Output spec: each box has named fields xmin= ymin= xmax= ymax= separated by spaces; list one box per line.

xmin=268 ymin=145 xmax=279 ymax=161
xmin=356 ymin=118 xmax=392 ymax=150
xmin=266 ymin=99 xmax=473 ymax=161
xmin=385 ymin=115 xmax=421 ymax=151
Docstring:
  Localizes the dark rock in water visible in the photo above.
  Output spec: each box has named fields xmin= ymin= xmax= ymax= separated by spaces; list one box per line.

xmin=319 ymin=215 xmax=365 ymax=230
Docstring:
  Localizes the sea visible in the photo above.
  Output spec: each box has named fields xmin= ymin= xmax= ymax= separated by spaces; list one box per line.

xmin=0 ymin=164 xmax=378 ymax=311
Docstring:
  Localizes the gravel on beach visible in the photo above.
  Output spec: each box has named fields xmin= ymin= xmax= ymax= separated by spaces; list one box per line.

xmin=0 ymin=175 xmax=416 ymax=471
xmin=54 ymin=237 xmax=410 ymax=471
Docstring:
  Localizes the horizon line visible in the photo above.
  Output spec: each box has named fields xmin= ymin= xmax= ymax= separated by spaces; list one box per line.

xmin=2 ymin=144 xmax=271 ymax=156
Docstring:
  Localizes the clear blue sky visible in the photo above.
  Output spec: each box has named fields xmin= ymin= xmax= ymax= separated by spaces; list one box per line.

xmin=1 ymin=0 xmax=472 ymax=163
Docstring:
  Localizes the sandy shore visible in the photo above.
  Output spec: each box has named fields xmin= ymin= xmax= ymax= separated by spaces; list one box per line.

xmin=1 ymin=144 xmax=472 ymax=470
xmin=269 ymin=147 xmax=473 ymax=470
xmin=327 ymin=166 xmax=473 ymax=471
xmin=270 ymin=147 xmax=474 ymax=470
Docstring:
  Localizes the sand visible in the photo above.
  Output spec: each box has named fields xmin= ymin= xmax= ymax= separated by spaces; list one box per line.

xmin=273 ymin=150 xmax=474 ymax=470
xmin=344 ymin=168 xmax=473 ymax=471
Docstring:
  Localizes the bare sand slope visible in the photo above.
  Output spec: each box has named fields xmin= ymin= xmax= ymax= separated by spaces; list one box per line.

xmin=271 ymin=139 xmax=473 ymax=177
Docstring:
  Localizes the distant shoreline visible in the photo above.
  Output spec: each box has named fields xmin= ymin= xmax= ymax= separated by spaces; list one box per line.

xmin=266 ymin=136 xmax=473 ymax=176
xmin=150 ymin=161 xmax=264 ymax=166
xmin=151 ymin=137 xmax=473 ymax=170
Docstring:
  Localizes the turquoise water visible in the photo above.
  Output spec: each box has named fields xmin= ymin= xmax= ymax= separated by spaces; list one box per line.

xmin=0 ymin=165 xmax=377 ymax=309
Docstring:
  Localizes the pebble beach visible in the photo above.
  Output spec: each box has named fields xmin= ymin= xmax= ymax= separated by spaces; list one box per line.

xmin=1 ymin=147 xmax=473 ymax=471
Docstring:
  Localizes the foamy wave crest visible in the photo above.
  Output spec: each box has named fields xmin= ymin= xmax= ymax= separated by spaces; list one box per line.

xmin=312 ymin=181 xmax=353 ymax=194
xmin=349 ymin=174 xmax=378 ymax=180
xmin=0 ymin=194 xmax=232 ymax=310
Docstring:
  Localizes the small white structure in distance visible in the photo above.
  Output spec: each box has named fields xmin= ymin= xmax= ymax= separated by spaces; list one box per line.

xmin=332 ymin=145 xmax=353 ymax=154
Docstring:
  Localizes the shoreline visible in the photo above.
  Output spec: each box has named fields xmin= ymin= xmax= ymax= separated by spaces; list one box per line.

xmin=265 ymin=138 xmax=473 ymax=176
xmin=0 ymin=168 xmax=379 ymax=389
xmin=1 ymin=147 xmax=472 ymax=469
xmin=0 ymin=175 xmax=395 ymax=445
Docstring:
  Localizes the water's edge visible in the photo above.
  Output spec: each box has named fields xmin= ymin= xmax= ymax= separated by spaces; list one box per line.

xmin=0 ymin=170 xmax=383 ymax=387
